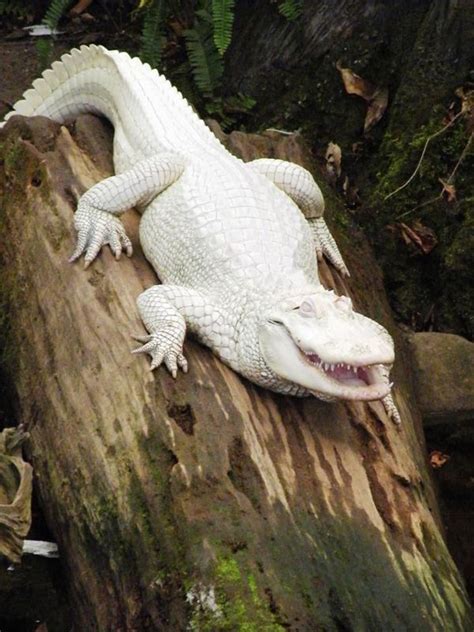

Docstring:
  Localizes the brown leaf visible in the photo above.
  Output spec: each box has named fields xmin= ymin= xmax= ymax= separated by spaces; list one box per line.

xmin=69 ymin=0 xmax=94 ymax=16
xmin=364 ymin=87 xmax=389 ymax=132
xmin=325 ymin=142 xmax=342 ymax=178
xmin=396 ymin=221 xmax=437 ymax=255
xmin=439 ymin=178 xmax=457 ymax=202
xmin=336 ymin=61 xmax=388 ymax=132
xmin=336 ymin=61 xmax=376 ymax=101
xmin=429 ymin=450 xmax=450 ymax=469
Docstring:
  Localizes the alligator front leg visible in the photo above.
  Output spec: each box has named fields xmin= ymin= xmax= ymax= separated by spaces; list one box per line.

xmin=133 ymin=285 xmax=224 ymax=376
xmin=249 ymin=158 xmax=349 ymax=277
xmin=70 ymin=153 xmax=186 ymax=267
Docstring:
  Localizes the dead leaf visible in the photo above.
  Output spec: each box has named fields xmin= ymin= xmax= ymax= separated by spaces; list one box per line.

xmin=439 ymin=178 xmax=457 ymax=202
xmin=429 ymin=450 xmax=450 ymax=469
xmin=396 ymin=221 xmax=437 ymax=255
xmin=364 ymin=87 xmax=389 ymax=132
xmin=336 ymin=61 xmax=375 ymax=100
xmin=69 ymin=0 xmax=94 ymax=16
xmin=325 ymin=142 xmax=342 ymax=178
xmin=0 ymin=426 xmax=33 ymax=564
xmin=336 ymin=61 xmax=388 ymax=132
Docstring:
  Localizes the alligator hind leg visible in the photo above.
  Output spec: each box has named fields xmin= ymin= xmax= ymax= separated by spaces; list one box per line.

xmin=249 ymin=158 xmax=349 ymax=277
xmin=134 ymin=285 xmax=225 ymax=376
xmin=70 ymin=152 xmax=186 ymax=267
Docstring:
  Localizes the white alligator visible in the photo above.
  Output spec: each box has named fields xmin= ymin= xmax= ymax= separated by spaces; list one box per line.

xmin=2 ymin=45 xmax=400 ymax=423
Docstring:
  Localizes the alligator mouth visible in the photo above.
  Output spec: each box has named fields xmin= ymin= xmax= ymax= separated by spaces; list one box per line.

xmin=298 ymin=348 xmax=392 ymax=401
xmin=302 ymin=351 xmax=372 ymax=387
xmin=262 ymin=318 xmax=392 ymax=401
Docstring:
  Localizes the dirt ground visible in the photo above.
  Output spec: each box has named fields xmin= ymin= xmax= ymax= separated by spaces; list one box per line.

xmin=0 ymin=38 xmax=42 ymax=118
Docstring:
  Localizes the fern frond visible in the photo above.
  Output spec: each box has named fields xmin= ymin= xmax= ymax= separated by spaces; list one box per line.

xmin=140 ymin=0 xmax=166 ymax=68
xmin=36 ymin=38 xmax=53 ymax=69
xmin=184 ymin=12 xmax=223 ymax=98
xmin=0 ymin=0 xmax=30 ymax=18
xmin=211 ymin=0 xmax=235 ymax=56
xmin=43 ymin=0 xmax=74 ymax=30
xmin=278 ymin=0 xmax=303 ymax=21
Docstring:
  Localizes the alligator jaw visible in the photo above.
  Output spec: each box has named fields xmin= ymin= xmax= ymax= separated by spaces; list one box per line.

xmin=302 ymin=350 xmax=391 ymax=401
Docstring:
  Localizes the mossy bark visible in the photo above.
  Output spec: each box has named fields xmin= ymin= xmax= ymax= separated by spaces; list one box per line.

xmin=226 ymin=0 xmax=474 ymax=339
xmin=0 ymin=114 xmax=471 ymax=630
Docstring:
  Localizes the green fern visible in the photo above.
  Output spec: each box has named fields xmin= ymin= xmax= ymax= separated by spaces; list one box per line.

xmin=36 ymin=38 xmax=53 ymax=70
xmin=278 ymin=0 xmax=303 ymax=21
xmin=140 ymin=0 xmax=167 ymax=68
xmin=184 ymin=10 xmax=223 ymax=98
xmin=0 ymin=0 xmax=30 ymax=18
xmin=43 ymin=0 xmax=74 ymax=30
xmin=212 ymin=0 xmax=235 ymax=56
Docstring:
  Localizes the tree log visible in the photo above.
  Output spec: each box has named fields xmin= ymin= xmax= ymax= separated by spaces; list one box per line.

xmin=0 ymin=114 xmax=471 ymax=631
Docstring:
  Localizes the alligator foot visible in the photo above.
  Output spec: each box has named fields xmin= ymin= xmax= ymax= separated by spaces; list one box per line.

xmin=132 ymin=331 xmax=188 ymax=377
xmin=382 ymin=393 xmax=401 ymax=425
xmin=309 ymin=218 xmax=350 ymax=277
xmin=69 ymin=204 xmax=132 ymax=267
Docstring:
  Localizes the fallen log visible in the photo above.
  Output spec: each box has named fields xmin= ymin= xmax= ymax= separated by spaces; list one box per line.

xmin=0 ymin=114 xmax=471 ymax=631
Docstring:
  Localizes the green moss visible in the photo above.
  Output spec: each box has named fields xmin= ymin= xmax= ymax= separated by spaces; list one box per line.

xmin=217 ymin=556 xmax=242 ymax=583
xmin=364 ymin=106 xmax=474 ymax=337
xmin=189 ymin=553 xmax=286 ymax=631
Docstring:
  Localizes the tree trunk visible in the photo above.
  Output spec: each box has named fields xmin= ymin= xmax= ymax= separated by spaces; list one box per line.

xmin=225 ymin=0 xmax=474 ymax=340
xmin=0 ymin=114 xmax=471 ymax=631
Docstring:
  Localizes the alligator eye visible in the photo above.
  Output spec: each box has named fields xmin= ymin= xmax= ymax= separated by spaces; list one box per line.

xmin=299 ymin=298 xmax=322 ymax=318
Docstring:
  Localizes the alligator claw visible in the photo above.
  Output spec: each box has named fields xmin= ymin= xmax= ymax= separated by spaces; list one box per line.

xmin=131 ymin=330 xmax=188 ymax=377
xmin=70 ymin=203 xmax=132 ymax=267
xmin=309 ymin=217 xmax=350 ymax=277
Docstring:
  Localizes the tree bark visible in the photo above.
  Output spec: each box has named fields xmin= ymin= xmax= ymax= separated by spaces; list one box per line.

xmin=0 ymin=114 xmax=471 ymax=631
xmin=225 ymin=0 xmax=474 ymax=340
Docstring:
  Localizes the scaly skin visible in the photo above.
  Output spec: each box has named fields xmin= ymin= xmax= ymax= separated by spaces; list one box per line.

xmin=2 ymin=45 xmax=400 ymax=423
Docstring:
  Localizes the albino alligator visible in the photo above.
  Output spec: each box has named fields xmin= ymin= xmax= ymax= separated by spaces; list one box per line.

xmin=2 ymin=45 xmax=400 ymax=423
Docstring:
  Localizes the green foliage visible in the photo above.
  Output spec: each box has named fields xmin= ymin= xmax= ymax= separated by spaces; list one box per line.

xmin=369 ymin=105 xmax=474 ymax=337
xmin=37 ymin=0 xmax=263 ymax=123
xmin=278 ymin=0 xmax=303 ymax=21
xmin=0 ymin=0 xmax=30 ymax=18
xmin=140 ymin=0 xmax=167 ymax=68
xmin=212 ymin=0 xmax=235 ymax=56
xmin=43 ymin=0 xmax=73 ymax=30
xmin=205 ymin=92 xmax=256 ymax=129
xmin=35 ymin=38 xmax=54 ymax=70
xmin=184 ymin=9 xmax=223 ymax=98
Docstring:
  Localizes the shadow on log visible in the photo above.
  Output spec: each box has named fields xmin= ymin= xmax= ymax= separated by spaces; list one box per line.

xmin=0 ymin=114 xmax=471 ymax=630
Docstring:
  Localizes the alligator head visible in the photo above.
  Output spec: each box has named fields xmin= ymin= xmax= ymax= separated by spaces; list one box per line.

xmin=258 ymin=287 xmax=394 ymax=401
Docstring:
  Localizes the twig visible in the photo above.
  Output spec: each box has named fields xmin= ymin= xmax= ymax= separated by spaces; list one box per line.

xmin=395 ymin=194 xmax=442 ymax=221
xmin=446 ymin=131 xmax=473 ymax=183
xmin=395 ymin=133 xmax=472 ymax=221
xmin=384 ymin=110 xmax=464 ymax=201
